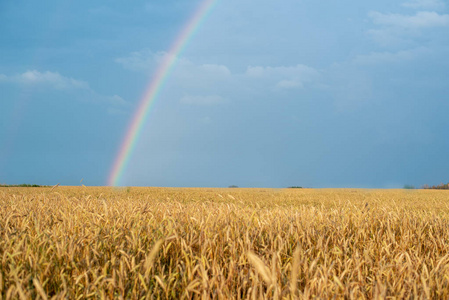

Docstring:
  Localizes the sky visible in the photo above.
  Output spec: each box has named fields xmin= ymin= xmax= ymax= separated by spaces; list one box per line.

xmin=1 ymin=0 xmax=448 ymax=188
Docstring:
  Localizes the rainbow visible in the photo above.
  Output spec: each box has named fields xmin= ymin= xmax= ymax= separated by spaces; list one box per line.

xmin=107 ymin=0 xmax=218 ymax=186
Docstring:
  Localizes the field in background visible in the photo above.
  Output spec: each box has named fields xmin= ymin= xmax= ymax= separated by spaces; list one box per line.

xmin=1 ymin=187 xmax=449 ymax=299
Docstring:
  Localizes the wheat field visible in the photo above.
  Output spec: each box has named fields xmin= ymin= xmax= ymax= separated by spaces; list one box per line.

xmin=1 ymin=187 xmax=449 ymax=299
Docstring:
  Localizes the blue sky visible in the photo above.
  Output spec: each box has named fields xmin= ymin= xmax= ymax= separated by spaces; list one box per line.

xmin=1 ymin=0 xmax=448 ymax=188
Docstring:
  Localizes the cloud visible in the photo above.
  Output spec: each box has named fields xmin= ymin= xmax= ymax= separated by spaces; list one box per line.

xmin=402 ymin=0 xmax=445 ymax=10
xmin=180 ymin=95 xmax=226 ymax=106
xmin=353 ymin=47 xmax=429 ymax=64
xmin=116 ymin=50 xmax=233 ymax=86
xmin=369 ymin=11 xmax=449 ymax=29
xmin=107 ymin=94 xmax=127 ymax=106
xmin=276 ymin=80 xmax=304 ymax=89
xmin=0 ymin=70 xmax=89 ymax=90
xmin=117 ymin=50 xmax=319 ymax=88
xmin=199 ymin=64 xmax=231 ymax=77
xmin=245 ymin=64 xmax=320 ymax=89
xmin=116 ymin=50 xmax=321 ymax=104
xmin=0 ymin=70 xmax=128 ymax=111
xmin=115 ymin=50 xmax=158 ymax=71
xmin=246 ymin=64 xmax=318 ymax=78
xmin=115 ymin=50 xmax=193 ymax=72
xmin=367 ymin=10 xmax=449 ymax=47
xmin=107 ymin=106 xmax=128 ymax=115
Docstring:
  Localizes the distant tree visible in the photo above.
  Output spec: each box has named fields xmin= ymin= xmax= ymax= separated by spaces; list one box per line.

xmin=403 ymin=185 xmax=415 ymax=189
xmin=421 ymin=182 xmax=449 ymax=190
xmin=228 ymin=185 xmax=239 ymax=188
xmin=0 ymin=183 xmax=45 ymax=187
xmin=436 ymin=183 xmax=449 ymax=189
xmin=288 ymin=186 xmax=303 ymax=189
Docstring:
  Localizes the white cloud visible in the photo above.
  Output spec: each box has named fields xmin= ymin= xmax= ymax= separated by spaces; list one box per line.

xmin=366 ymin=29 xmax=409 ymax=47
xmin=276 ymin=79 xmax=304 ymax=89
xmin=115 ymin=50 xmax=232 ymax=94
xmin=246 ymin=64 xmax=318 ymax=78
xmin=180 ymin=95 xmax=226 ymax=105
xmin=402 ymin=0 xmax=445 ymax=10
xmin=245 ymin=66 xmax=266 ymax=77
xmin=0 ymin=70 xmax=128 ymax=111
xmin=0 ymin=70 xmax=89 ymax=90
xmin=245 ymin=64 xmax=320 ymax=89
xmin=115 ymin=50 xmax=158 ymax=71
xmin=107 ymin=94 xmax=127 ymax=106
xmin=369 ymin=11 xmax=449 ymax=29
xmin=115 ymin=50 xmax=193 ymax=72
xmin=116 ymin=50 xmax=321 ymax=103
xmin=117 ymin=50 xmax=319 ymax=88
xmin=367 ymin=10 xmax=449 ymax=47
xmin=353 ymin=47 xmax=429 ymax=64
xmin=199 ymin=64 xmax=231 ymax=76
xmin=107 ymin=106 xmax=128 ymax=115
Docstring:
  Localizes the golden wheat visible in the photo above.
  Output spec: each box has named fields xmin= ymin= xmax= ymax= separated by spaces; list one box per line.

xmin=1 ymin=187 xmax=449 ymax=299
